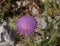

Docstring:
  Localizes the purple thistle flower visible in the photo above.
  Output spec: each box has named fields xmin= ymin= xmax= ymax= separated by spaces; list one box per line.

xmin=16 ymin=15 xmax=37 ymax=36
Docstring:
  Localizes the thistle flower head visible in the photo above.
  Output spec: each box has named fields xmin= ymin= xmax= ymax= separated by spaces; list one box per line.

xmin=16 ymin=15 xmax=37 ymax=36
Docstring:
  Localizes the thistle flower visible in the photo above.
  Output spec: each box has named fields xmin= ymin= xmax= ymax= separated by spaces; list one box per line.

xmin=16 ymin=15 xmax=37 ymax=36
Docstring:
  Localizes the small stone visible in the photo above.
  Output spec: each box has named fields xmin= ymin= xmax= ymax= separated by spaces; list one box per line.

xmin=46 ymin=36 xmax=49 ymax=40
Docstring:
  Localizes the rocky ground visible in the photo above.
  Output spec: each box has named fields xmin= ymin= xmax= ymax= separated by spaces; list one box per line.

xmin=0 ymin=0 xmax=60 ymax=46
